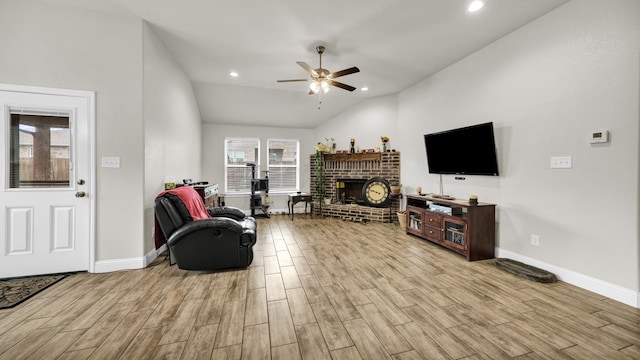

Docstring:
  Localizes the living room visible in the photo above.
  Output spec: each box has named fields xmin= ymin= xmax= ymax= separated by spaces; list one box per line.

xmin=202 ymin=0 xmax=639 ymax=309
xmin=0 ymin=0 xmax=638 ymax=335
xmin=1 ymin=0 xmax=639 ymax=358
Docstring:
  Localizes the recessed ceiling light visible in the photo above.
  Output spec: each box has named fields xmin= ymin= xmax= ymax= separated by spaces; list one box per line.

xmin=229 ymin=71 xmax=239 ymax=77
xmin=468 ymin=0 xmax=484 ymax=12
xmin=361 ymin=87 xmax=369 ymax=92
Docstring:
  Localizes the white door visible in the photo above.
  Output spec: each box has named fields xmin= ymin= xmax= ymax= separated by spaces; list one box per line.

xmin=0 ymin=84 xmax=94 ymax=278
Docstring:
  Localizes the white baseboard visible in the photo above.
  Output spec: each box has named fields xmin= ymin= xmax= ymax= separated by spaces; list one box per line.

xmin=145 ymin=244 xmax=167 ymax=266
xmin=496 ymin=248 xmax=639 ymax=308
xmin=93 ymin=245 xmax=168 ymax=273
xmin=93 ymin=257 xmax=144 ymax=273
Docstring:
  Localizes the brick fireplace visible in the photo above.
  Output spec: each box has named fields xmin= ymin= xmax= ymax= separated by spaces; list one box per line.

xmin=310 ymin=152 xmax=401 ymax=223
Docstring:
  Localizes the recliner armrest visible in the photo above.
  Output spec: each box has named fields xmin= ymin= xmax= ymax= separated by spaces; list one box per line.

xmin=240 ymin=228 xmax=256 ymax=247
xmin=167 ymin=217 xmax=243 ymax=246
xmin=208 ymin=206 xmax=247 ymax=221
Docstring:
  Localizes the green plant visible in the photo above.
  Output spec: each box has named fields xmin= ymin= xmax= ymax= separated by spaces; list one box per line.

xmin=315 ymin=149 xmax=326 ymax=212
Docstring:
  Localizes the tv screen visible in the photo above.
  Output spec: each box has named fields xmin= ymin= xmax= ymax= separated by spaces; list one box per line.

xmin=424 ymin=122 xmax=499 ymax=176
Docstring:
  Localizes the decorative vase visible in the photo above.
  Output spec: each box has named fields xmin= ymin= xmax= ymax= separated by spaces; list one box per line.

xmin=390 ymin=185 xmax=401 ymax=196
xmin=382 ymin=143 xmax=387 ymax=152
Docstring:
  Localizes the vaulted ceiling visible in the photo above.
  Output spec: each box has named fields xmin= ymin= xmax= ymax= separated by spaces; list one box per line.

xmin=40 ymin=0 xmax=569 ymax=128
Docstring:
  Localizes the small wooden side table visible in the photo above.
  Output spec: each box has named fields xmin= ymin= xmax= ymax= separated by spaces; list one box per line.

xmin=288 ymin=193 xmax=313 ymax=220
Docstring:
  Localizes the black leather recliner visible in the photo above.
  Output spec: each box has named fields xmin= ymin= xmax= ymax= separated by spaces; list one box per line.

xmin=154 ymin=194 xmax=256 ymax=271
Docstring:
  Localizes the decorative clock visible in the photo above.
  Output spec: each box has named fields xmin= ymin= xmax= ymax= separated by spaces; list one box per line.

xmin=362 ymin=177 xmax=392 ymax=207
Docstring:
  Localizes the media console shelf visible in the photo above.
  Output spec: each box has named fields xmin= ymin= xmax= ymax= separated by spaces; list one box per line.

xmin=405 ymin=194 xmax=496 ymax=261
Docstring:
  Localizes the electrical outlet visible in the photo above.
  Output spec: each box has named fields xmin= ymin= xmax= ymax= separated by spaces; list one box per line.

xmin=531 ymin=234 xmax=540 ymax=246
xmin=550 ymin=156 xmax=572 ymax=169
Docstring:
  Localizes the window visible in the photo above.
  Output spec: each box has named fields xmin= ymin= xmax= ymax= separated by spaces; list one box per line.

xmin=10 ymin=114 xmax=70 ymax=188
xmin=267 ymin=139 xmax=299 ymax=192
xmin=225 ymin=138 xmax=259 ymax=193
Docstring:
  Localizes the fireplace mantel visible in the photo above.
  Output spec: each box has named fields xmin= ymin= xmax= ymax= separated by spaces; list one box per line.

xmin=323 ymin=153 xmax=381 ymax=162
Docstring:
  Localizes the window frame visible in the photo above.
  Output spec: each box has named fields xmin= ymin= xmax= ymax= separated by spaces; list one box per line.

xmin=267 ymin=138 xmax=300 ymax=193
xmin=224 ymin=137 xmax=260 ymax=194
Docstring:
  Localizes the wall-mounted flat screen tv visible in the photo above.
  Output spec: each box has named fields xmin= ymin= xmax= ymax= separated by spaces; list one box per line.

xmin=424 ymin=122 xmax=499 ymax=176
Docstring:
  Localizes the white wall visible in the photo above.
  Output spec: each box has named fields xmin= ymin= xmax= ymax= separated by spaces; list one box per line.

xmin=314 ymin=95 xmax=399 ymax=153
xmin=321 ymin=0 xmax=640 ymax=304
xmin=201 ymin=124 xmax=314 ymax=213
xmin=0 ymin=1 xmax=204 ymax=265
xmin=143 ymin=23 xmax=203 ymax=254
xmin=0 ymin=0 xmax=145 ymax=262
xmin=193 ymin=81 xmax=363 ymax=129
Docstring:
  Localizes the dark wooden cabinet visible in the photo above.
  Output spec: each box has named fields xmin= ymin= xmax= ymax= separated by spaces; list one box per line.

xmin=405 ymin=195 xmax=495 ymax=261
xmin=193 ymin=184 xmax=221 ymax=208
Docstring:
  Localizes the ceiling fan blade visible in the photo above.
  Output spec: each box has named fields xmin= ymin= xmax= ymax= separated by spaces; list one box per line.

xmin=328 ymin=80 xmax=356 ymax=92
xmin=297 ymin=62 xmax=318 ymax=77
xmin=329 ymin=66 xmax=360 ymax=79
xmin=277 ymin=79 xmax=309 ymax=82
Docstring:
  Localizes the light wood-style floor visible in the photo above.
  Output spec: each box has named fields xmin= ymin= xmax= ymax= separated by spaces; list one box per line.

xmin=1 ymin=215 xmax=639 ymax=359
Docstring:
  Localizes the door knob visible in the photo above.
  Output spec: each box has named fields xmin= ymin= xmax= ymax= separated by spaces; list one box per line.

xmin=75 ymin=191 xmax=86 ymax=198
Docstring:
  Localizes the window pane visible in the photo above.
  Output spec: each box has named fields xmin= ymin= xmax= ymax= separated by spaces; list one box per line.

xmin=10 ymin=114 xmax=70 ymax=188
xmin=268 ymin=167 xmax=297 ymax=191
xmin=226 ymin=166 xmax=256 ymax=193
xmin=268 ymin=139 xmax=299 ymax=192
xmin=225 ymin=138 xmax=259 ymax=193
xmin=268 ymin=140 xmax=298 ymax=165
xmin=226 ymin=139 xmax=258 ymax=165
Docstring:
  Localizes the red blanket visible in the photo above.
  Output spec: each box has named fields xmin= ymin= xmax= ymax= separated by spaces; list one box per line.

xmin=154 ymin=186 xmax=210 ymax=249
xmin=162 ymin=186 xmax=210 ymax=220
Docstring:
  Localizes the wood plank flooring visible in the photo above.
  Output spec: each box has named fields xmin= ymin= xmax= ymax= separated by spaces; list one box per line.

xmin=1 ymin=215 xmax=639 ymax=359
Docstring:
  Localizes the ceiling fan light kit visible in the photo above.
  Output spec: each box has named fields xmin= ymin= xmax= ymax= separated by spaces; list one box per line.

xmin=277 ymin=45 xmax=360 ymax=96
xmin=309 ymin=79 xmax=330 ymax=94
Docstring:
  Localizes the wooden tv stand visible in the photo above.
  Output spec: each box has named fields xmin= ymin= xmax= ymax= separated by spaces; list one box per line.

xmin=405 ymin=194 xmax=496 ymax=261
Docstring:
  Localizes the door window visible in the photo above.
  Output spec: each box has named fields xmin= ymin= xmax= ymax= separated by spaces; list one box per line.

xmin=9 ymin=113 xmax=70 ymax=188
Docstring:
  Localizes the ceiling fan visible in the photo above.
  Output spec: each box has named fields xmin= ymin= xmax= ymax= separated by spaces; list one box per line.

xmin=277 ymin=45 xmax=360 ymax=94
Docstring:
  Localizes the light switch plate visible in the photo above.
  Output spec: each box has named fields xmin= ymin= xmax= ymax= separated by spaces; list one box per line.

xmin=101 ymin=156 xmax=120 ymax=168
xmin=551 ymin=156 xmax=572 ymax=169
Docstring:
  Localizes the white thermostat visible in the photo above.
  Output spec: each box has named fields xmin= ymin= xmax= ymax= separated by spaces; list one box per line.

xmin=589 ymin=130 xmax=609 ymax=144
